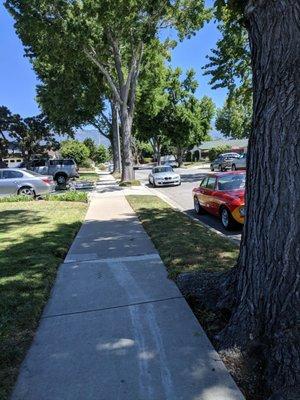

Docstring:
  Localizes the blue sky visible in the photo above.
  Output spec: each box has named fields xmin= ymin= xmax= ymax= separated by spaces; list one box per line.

xmin=0 ymin=1 xmax=227 ymax=120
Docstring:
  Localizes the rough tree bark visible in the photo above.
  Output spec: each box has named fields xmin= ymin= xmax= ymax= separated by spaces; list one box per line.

xmin=111 ymin=100 xmax=121 ymax=173
xmin=220 ymin=1 xmax=300 ymax=398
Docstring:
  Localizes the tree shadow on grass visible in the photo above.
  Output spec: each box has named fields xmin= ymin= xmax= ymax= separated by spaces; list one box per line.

xmin=0 ymin=219 xmax=82 ymax=400
xmin=0 ymin=209 xmax=46 ymax=234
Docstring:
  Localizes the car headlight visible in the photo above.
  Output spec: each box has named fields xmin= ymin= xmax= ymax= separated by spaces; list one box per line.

xmin=239 ymin=206 xmax=245 ymax=217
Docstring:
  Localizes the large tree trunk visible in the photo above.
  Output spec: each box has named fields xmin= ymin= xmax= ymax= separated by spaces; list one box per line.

xmin=120 ymin=107 xmax=134 ymax=181
xmin=220 ymin=2 xmax=300 ymax=397
xmin=111 ymin=101 xmax=121 ymax=173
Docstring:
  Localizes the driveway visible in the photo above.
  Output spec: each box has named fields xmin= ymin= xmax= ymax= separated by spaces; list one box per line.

xmin=135 ymin=167 xmax=243 ymax=242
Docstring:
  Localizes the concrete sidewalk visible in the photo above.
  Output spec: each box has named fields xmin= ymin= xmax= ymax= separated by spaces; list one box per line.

xmin=12 ymin=173 xmax=244 ymax=400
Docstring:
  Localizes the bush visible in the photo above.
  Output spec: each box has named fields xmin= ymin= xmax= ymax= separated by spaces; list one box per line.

xmin=83 ymin=138 xmax=97 ymax=160
xmin=193 ymin=150 xmax=200 ymax=162
xmin=0 ymin=195 xmax=34 ymax=203
xmin=60 ymin=140 xmax=90 ymax=165
xmin=80 ymin=158 xmax=93 ymax=169
xmin=208 ymin=145 xmax=231 ymax=161
xmin=94 ymin=144 xmax=109 ymax=164
xmin=142 ymin=157 xmax=153 ymax=164
xmin=185 ymin=151 xmax=192 ymax=162
xmin=44 ymin=192 xmax=88 ymax=202
xmin=0 ymin=192 xmax=88 ymax=203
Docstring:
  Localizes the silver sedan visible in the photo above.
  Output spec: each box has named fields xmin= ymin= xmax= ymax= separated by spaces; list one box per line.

xmin=0 ymin=168 xmax=55 ymax=197
xmin=148 ymin=166 xmax=181 ymax=187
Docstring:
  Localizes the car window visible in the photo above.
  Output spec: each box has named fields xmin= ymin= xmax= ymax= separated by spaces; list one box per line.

xmin=200 ymin=177 xmax=208 ymax=187
xmin=49 ymin=160 xmax=61 ymax=166
xmin=153 ymin=166 xmax=173 ymax=173
xmin=62 ymin=159 xmax=74 ymax=166
xmin=2 ymin=170 xmax=24 ymax=179
xmin=206 ymin=177 xmax=216 ymax=190
xmin=217 ymin=173 xmax=246 ymax=191
xmin=32 ymin=160 xmax=46 ymax=167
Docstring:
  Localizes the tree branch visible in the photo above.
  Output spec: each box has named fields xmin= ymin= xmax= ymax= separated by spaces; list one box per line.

xmin=124 ymin=41 xmax=143 ymax=107
xmin=107 ymin=30 xmax=124 ymax=88
xmin=84 ymin=47 xmax=122 ymax=105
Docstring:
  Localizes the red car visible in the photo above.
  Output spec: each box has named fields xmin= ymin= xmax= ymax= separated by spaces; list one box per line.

xmin=192 ymin=171 xmax=246 ymax=230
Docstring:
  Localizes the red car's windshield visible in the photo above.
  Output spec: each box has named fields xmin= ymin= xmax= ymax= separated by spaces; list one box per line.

xmin=217 ymin=174 xmax=246 ymax=191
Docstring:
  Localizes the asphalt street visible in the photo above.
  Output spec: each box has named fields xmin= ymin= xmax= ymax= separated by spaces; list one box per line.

xmin=135 ymin=166 xmax=243 ymax=242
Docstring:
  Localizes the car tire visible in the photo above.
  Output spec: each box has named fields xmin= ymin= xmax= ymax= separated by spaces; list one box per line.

xmin=219 ymin=164 xmax=223 ymax=172
xmin=55 ymin=174 xmax=67 ymax=185
xmin=231 ymin=164 xmax=236 ymax=171
xmin=220 ymin=207 xmax=236 ymax=230
xmin=153 ymin=180 xmax=157 ymax=188
xmin=18 ymin=186 xmax=35 ymax=197
xmin=194 ymin=196 xmax=204 ymax=215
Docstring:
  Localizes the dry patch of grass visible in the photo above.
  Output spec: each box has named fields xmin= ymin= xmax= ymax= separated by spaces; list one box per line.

xmin=0 ymin=201 xmax=87 ymax=399
xmin=126 ymin=195 xmax=238 ymax=278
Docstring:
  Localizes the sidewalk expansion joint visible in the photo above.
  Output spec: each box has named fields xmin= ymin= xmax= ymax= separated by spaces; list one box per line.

xmin=64 ymin=253 xmax=161 ymax=264
xmin=43 ymin=295 xmax=184 ymax=320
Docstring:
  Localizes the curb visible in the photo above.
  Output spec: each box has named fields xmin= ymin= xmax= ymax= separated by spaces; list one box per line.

xmin=141 ymin=182 xmax=240 ymax=247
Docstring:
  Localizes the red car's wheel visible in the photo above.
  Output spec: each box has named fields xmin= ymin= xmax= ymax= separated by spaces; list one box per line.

xmin=220 ymin=207 xmax=236 ymax=230
xmin=194 ymin=196 xmax=204 ymax=215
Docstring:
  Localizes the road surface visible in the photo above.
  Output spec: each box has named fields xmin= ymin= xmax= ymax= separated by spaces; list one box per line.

xmin=135 ymin=166 xmax=242 ymax=242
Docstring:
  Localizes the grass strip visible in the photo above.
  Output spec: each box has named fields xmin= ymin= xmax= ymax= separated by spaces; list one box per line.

xmin=126 ymin=195 xmax=238 ymax=278
xmin=0 ymin=201 xmax=87 ymax=399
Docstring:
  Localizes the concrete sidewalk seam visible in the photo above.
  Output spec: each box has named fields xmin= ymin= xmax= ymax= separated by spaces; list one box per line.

xmin=42 ymin=295 xmax=184 ymax=319
xmin=64 ymin=252 xmax=161 ymax=264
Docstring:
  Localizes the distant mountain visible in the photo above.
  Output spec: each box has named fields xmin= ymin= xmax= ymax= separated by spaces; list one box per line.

xmin=57 ymin=129 xmax=110 ymax=148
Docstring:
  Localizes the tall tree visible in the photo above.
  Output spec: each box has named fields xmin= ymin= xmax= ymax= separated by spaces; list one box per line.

xmin=0 ymin=106 xmax=12 ymax=158
xmin=206 ymin=2 xmax=300 ymax=397
xmin=215 ymin=88 xmax=252 ymax=139
xmin=5 ymin=0 xmax=210 ymax=181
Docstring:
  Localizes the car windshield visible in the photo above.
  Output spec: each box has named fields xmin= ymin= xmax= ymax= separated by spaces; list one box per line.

xmin=153 ymin=166 xmax=173 ymax=173
xmin=217 ymin=174 xmax=246 ymax=191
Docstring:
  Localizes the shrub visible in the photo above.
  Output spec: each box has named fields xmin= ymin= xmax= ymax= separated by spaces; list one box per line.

xmin=0 ymin=192 xmax=88 ymax=203
xmin=193 ymin=150 xmax=200 ymax=162
xmin=208 ymin=145 xmax=231 ymax=161
xmin=83 ymin=138 xmax=97 ymax=160
xmin=0 ymin=195 xmax=34 ymax=203
xmin=60 ymin=140 xmax=90 ymax=165
xmin=94 ymin=144 xmax=109 ymax=164
xmin=185 ymin=151 xmax=192 ymax=162
xmin=80 ymin=158 xmax=93 ymax=169
xmin=44 ymin=192 xmax=88 ymax=202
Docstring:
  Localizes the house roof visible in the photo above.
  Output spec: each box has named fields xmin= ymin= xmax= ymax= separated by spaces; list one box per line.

xmin=198 ymin=139 xmax=248 ymax=151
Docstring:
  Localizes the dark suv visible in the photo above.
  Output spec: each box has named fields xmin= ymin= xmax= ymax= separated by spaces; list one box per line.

xmin=25 ymin=159 xmax=79 ymax=185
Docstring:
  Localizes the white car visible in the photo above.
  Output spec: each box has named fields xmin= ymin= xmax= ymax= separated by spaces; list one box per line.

xmin=148 ymin=166 xmax=181 ymax=187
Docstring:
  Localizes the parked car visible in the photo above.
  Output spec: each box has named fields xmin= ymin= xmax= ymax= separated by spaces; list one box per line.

xmin=148 ymin=165 xmax=181 ymax=187
xmin=23 ymin=159 xmax=79 ymax=185
xmin=0 ymin=168 xmax=55 ymax=197
xmin=231 ymin=153 xmax=247 ymax=170
xmin=192 ymin=171 xmax=245 ymax=229
xmin=161 ymin=155 xmax=178 ymax=168
xmin=210 ymin=153 xmax=240 ymax=172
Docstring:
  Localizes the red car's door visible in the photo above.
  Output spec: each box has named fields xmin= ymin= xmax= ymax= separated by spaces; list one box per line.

xmin=196 ymin=177 xmax=209 ymax=210
xmin=204 ymin=177 xmax=218 ymax=215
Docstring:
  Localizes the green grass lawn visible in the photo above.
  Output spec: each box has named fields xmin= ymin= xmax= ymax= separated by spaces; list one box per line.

xmin=78 ymin=172 xmax=100 ymax=182
xmin=0 ymin=201 xmax=87 ymax=399
xmin=126 ymin=195 xmax=238 ymax=278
